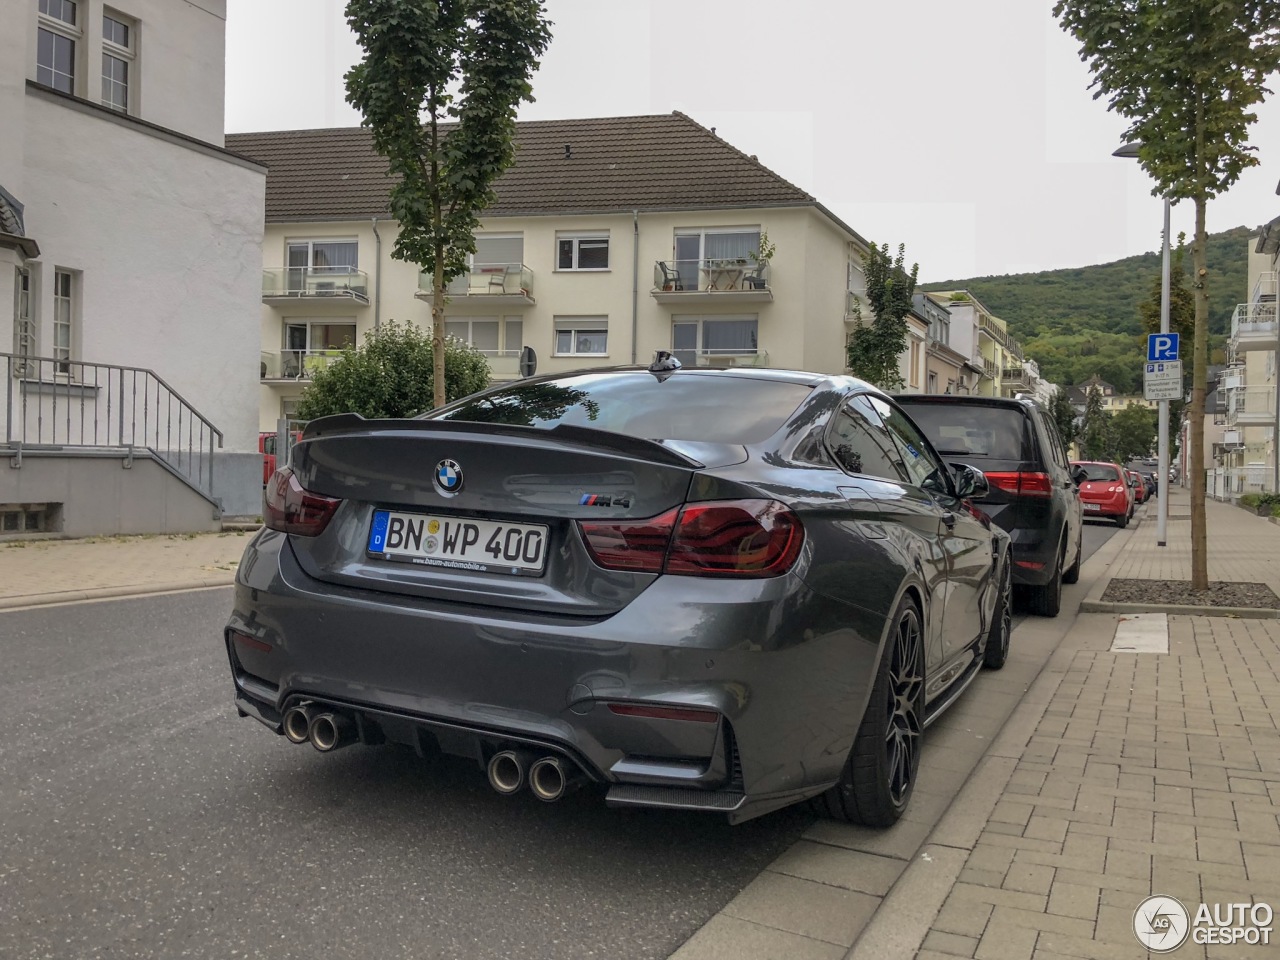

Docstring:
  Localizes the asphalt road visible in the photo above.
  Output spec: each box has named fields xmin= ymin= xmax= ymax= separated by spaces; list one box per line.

xmin=0 ymin=521 xmax=1118 ymax=960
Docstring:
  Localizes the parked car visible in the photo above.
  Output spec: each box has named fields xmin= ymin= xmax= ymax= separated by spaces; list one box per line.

xmin=259 ymin=430 xmax=300 ymax=486
xmin=227 ymin=363 xmax=1012 ymax=827
xmin=1127 ymin=469 xmax=1147 ymax=505
xmin=1072 ymin=461 xmax=1133 ymax=527
xmin=894 ymin=395 xmax=1082 ymax=618
xmin=1143 ymin=474 xmax=1157 ymax=498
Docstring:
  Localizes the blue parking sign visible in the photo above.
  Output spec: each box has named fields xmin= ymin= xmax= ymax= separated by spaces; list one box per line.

xmin=1148 ymin=333 xmax=1179 ymax=362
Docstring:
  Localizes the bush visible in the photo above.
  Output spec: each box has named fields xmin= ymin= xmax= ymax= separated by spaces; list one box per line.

xmin=1238 ymin=493 xmax=1280 ymax=517
xmin=295 ymin=320 xmax=490 ymax=421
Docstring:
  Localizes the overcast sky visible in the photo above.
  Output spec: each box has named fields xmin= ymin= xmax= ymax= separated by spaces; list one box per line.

xmin=224 ymin=0 xmax=1280 ymax=284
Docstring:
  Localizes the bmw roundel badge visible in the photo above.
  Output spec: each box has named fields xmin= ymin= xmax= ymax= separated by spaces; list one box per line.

xmin=435 ymin=459 xmax=463 ymax=496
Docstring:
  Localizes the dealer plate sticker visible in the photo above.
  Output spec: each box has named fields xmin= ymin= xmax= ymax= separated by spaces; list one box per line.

xmin=368 ymin=510 xmax=547 ymax=576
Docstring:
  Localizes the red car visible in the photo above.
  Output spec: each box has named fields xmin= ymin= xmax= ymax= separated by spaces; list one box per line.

xmin=1126 ymin=469 xmax=1148 ymax=505
xmin=1072 ymin=461 xmax=1133 ymax=528
xmin=259 ymin=431 xmax=301 ymax=486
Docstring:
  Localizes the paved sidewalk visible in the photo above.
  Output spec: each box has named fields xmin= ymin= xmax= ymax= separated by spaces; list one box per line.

xmin=1089 ymin=487 xmax=1280 ymax=600
xmin=846 ymin=494 xmax=1280 ymax=959
xmin=0 ymin=530 xmax=251 ymax=608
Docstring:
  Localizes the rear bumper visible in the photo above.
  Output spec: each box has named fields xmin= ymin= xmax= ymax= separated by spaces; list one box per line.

xmin=223 ymin=530 xmax=887 ymax=822
xmin=1080 ymin=497 xmax=1127 ymax=518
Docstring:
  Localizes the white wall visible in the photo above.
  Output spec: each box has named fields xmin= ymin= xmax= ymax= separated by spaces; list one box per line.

xmin=21 ymin=0 xmax=227 ymax=146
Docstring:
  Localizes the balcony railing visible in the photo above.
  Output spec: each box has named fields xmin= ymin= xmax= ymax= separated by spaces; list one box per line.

xmin=1226 ymin=385 xmax=1276 ymax=426
xmin=1002 ymin=366 xmax=1030 ymax=384
xmin=262 ymin=266 xmax=369 ymax=302
xmin=1230 ymin=302 xmax=1278 ymax=349
xmin=671 ymin=349 xmax=769 ymax=369
xmin=416 ymin=263 xmax=535 ymax=303
xmin=2 ymin=351 xmax=222 ymax=500
xmin=977 ymin=314 xmax=1006 ymax=346
xmin=479 ymin=349 xmax=521 ymax=379
xmin=1220 ymin=367 xmax=1245 ymax=392
xmin=652 ymin=260 xmax=771 ymax=296
xmin=260 ymin=349 xmax=344 ymax=381
xmin=982 ymin=357 xmax=998 ymax=380
xmin=1005 ymin=336 xmax=1023 ymax=361
xmin=1252 ymin=270 xmax=1278 ymax=305
xmin=845 ymin=291 xmax=863 ymax=318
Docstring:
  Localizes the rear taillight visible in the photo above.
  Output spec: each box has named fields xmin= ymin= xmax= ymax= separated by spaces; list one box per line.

xmin=984 ymin=471 xmax=1052 ymax=498
xmin=264 ymin=467 xmax=341 ymax=536
xmin=578 ymin=499 xmax=803 ymax=579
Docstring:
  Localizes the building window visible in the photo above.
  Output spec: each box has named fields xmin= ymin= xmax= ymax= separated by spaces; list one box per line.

xmin=13 ymin=268 xmax=35 ymax=372
xmin=445 ymin=318 xmax=500 ymax=354
xmin=53 ymin=270 xmax=73 ymax=372
xmin=927 ymin=371 xmax=938 ymax=394
xmin=101 ymin=12 xmax=134 ymax=112
xmin=557 ymin=233 xmax=609 ymax=270
xmin=671 ymin=316 xmax=758 ymax=367
xmin=909 ymin=341 xmax=921 ymax=388
xmin=37 ymin=0 xmax=79 ymax=95
xmin=674 ymin=228 xmax=760 ymax=268
xmin=282 ymin=321 xmax=356 ymax=378
xmin=553 ymin=318 xmax=608 ymax=356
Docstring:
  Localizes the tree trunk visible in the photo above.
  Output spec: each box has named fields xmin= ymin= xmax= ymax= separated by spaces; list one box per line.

xmin=432 ymin=242 xmax=446 ymax=410
xmin=1189 ymin=195 xmax=1209 ymax=590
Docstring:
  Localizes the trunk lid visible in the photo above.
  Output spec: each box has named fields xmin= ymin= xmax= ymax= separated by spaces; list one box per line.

xmin=286 ymin=415 xmax=724 ymax=617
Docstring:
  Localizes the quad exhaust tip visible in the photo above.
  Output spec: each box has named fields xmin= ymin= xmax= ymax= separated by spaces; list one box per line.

xmin=487 ymin=750 xmax=527 ymax=795
xmin=282 ymin=704 xmax=314 ymax=744
xmin=529 ymin=756 xmax=571 ymax=803
xmin=308 ymin=711 xmax=356 ymax=753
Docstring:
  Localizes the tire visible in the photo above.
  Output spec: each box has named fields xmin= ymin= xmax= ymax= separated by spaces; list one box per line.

xmin=1062 ymin=526 xmax=1082 ymax=585
xmin=1115 ymin=512 xmax=1128 ymax=529
xmin=1028 ymin=540 xmax=1064 ymax=618
xmin=812 ymin=595 xmax=923 ymax=827
xmin=984 ymin=554 xmax=1012 ymax=670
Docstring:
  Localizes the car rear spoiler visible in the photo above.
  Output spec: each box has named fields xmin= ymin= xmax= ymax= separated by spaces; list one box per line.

xmin=300 ymin=413 xmax=705 ymax=469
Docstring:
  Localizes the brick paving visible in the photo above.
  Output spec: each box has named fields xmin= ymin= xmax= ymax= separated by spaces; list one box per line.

xmin=0 ymin=530 xmax=249 ymax=607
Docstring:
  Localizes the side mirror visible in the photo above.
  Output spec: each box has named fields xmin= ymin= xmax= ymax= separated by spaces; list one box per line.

xmin=1070 ymin=465 xmax=1087 ymax=485
xmin=950 ymin=463 xmax=989 ymax=500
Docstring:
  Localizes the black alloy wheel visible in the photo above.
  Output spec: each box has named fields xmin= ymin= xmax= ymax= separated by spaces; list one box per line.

xmin=984 ymin=556 xmax=1012 ymax=669
xmin=813 ymin=595 xmax=924 ymax=826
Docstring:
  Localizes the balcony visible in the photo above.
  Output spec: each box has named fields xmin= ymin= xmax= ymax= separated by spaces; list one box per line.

xmin=1230 ymin=302 xmax=1278 ymax=352
xmin=1220 ymin=367 xmax=1245 ymax=392
xmin=1252 ymin=270 xmax=1278 ymax=305
xmin=260 ymin=349 xmax=344 ymax=382
xmin=977 ymin=314 xmax=1006 ymax=346
xmin=262 ymin=267 xmax=369 ymax=304
xmin=982 ymin=357 xmax=998 ymax=380
xmin=845 ymin=291 xmax=864 ymax=319
xmin=416 ymin=263 xmax=535 ymax=306
xmin=651 ymin=260 xmax=772 ymax=303
xmin=1226 ymin=385 xmax=1276 ymax=426
xmin=1002 ymin=366 xmax=1031 ymax=390
xmin=691 ymin=350 xmax=768 ymax=371
xmin=1222 ymin=430 xmax=1245 ymax=448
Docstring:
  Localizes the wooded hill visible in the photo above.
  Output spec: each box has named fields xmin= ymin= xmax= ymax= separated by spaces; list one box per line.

xmin=920 ymin=226 xmax=1253 ymax=394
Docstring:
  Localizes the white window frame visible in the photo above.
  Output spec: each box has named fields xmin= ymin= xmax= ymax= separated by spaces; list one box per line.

xmin=671 ymin=315 xmax=759 ymax=362
xmin=37 ymin=0 xmax=81 ymax=96
xmin=13 ymin=267 xmax=35 ymax=363
xmin=553 ymin=317 xmax=608 ymax=357
xmin=101 ymin=9 xmax=136 ymax=114
xmin=556 ymin=232 xmax=610 ymax=271
xmin=52 ymin=269 xmax=74 ymax=373
xmin=283 ymin=319 xmax=357 ymax=353
xmin=444 ymin=317 xmax=502 ymax=355
xmin=285 ymin=238 xmax=360 ymax=270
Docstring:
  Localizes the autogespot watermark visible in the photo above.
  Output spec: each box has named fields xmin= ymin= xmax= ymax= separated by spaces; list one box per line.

xmin=1133 ymin=895 xmax=1274 ymax=952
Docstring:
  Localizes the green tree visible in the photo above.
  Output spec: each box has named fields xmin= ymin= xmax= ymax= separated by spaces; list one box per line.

xmin=1053 ymin=0 xmax=1280 ymax=587
xmin=1137 ymin=234 xmax=1196 ymax=360
xmin=1081 ymin=386 xmax=1111 ymax=461
xmin=846 ymin=242 xmax=920 ymax=390
xmin=1108 ymin=404 xmax=1157 ymax=464
xmin=1048 ymin=388 xmax=1079 ymax=450
xmin=295 ymin=320 xmax=490 ymax=421
xmin=344 ymin=0 xmax=552 ymax=410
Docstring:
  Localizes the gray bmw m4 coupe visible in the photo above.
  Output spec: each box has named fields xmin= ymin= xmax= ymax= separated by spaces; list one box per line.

xmin=225 ymin=362 xmax=1012 ymax=825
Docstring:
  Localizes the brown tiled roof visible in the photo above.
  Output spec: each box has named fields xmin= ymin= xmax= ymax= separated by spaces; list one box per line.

xmin=225 ymin=112 xmax=819 ymax=223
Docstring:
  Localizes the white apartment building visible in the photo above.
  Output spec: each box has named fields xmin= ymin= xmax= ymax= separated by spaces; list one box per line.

xmin=229 ymin=114 xmax=923 ymax=432
xmin=1217 ymin=220 xmax=1280 ymax=498
xmin=1 ymin=0 xmax=265 ymax=535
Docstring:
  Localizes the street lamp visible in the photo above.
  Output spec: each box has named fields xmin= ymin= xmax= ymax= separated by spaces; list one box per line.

xmin=1113 ymin=142 xmax=1170 ymax=547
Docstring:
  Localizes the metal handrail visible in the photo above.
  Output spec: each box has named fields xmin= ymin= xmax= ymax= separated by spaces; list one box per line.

xmin=3 ymin=351 xmax=223 ymax=499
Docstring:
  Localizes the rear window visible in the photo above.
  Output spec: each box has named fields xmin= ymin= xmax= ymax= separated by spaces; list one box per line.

xmin=896 ymin=402 xmax=1031 ymax=461
xmin=1076 ymin=463 xmax=1121 ymax=481
xmin=431 ymin=372 xmax=812 ymax=445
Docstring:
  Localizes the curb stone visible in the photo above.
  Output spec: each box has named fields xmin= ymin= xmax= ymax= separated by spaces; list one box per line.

xmin=0 ymin=576 xmax=235 ymax=611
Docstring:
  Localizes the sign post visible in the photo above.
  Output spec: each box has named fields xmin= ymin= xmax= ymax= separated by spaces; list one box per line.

xmin=1147 ymin=318 xmax=1179 ymax=546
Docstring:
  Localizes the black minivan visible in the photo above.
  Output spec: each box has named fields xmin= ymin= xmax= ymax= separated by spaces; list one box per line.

xmin=895 ymin=395 xmax=1083 ymax=617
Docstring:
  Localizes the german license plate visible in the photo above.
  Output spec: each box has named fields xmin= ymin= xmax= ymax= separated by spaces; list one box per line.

xmin=1083 ymin=502 xmax=1101 ymax=512
xmin=368 ymin=510 xmax=548 ymax=576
